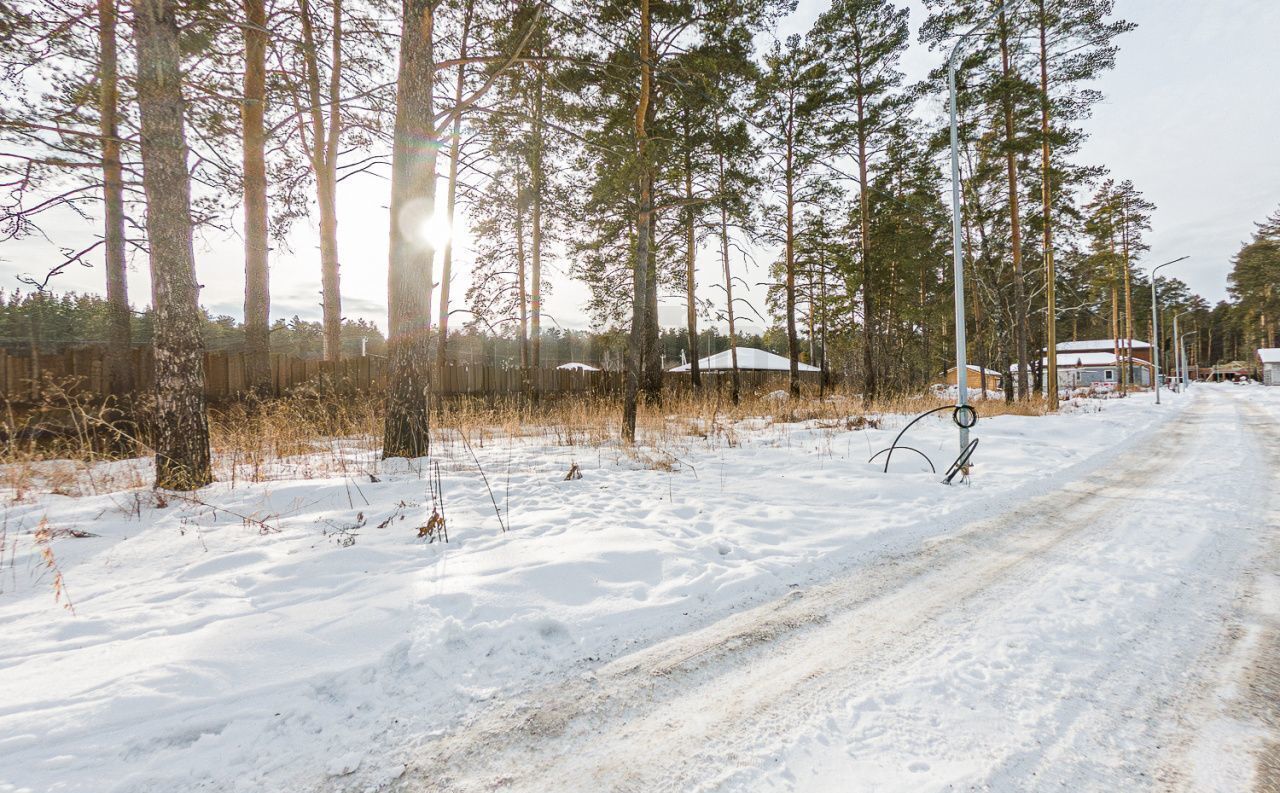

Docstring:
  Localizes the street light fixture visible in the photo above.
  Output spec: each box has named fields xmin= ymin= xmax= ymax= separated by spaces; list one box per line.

xmin=1149 ymin=256 xmax=1189 ymax=404
xmin=948 ymin=0 xmax=1022 ymax=454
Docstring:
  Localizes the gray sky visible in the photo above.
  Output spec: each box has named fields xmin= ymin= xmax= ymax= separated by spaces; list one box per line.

xmin=3 ymin=0 xmax=1276 ymax=336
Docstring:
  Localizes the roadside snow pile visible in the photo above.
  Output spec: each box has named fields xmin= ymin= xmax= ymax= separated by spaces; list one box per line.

xmin=0 ymin=391 xmax=1187 ymax=792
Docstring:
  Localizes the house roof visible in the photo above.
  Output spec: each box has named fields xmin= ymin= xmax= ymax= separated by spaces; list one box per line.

xmin=947 ymin=365 xmax=1003 ymax=377
xmin=556 ymin=362 xmax=600 ymax=371
xmin=1056 ymin=338 xmax=1151 ymax=352
xmin=1011 ymin=352 xmax=1153 ymax=371
xmin=1258 ymin=348 xmax=1280 ymax=364
xmin=669 ymin=346 xmax=821 ymax=372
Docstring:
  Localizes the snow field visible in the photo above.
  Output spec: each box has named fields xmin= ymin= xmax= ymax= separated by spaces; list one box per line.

xmin=0 ymin=389 xmax=1201 ymax=792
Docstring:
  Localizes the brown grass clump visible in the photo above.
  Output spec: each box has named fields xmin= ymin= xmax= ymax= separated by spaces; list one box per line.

xmin=33 ymin=518 xmax=76 ymax=614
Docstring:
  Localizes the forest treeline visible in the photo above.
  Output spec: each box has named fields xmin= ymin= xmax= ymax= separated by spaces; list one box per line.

xmin=0 ymin=289 xmax=798 ymax=366
xmin=1 ymin=0 xmax=1275 ymax=487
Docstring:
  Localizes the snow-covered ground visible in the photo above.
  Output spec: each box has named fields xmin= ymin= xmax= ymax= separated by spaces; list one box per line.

xmin=1 ymin=385 xmax=1276 ymax=792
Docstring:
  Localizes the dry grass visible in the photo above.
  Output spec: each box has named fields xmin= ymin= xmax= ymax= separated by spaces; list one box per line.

xmin=0 ymin=375 xmax=1055 ymax=499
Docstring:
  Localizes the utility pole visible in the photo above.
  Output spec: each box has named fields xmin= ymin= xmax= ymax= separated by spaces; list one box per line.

xmin=1149 ymin=256 xmax=1188 ymax=404
xmin=946 ymin=0 xmax=1020 ymax=454
xmin=1172 ymin=310 xmax=1191 ymax=393
xmin=1181 ymin=330 xmax=1198 ymax=390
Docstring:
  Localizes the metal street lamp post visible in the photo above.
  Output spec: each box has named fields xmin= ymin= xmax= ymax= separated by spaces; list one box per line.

xmin=947 ymin=0 xmax=1021 ymax=454
xmin=1181 ymin=330 xmax=1198 ymax=390
xmin=1149 ymin=256 xmax=1188 ymax=405
xmin=1171 ymin=310 xmax=1192 ymax=393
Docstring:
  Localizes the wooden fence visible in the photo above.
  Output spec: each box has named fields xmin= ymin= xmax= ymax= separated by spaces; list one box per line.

xmin=0 ymin=346 xmax=824 ymax=401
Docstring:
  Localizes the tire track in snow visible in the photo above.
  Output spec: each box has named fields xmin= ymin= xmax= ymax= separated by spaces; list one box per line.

xmin=1152 ymin=396 xmax=1280 ymax=793
xmin=393 ymin=394 xmax=1264 ymax=792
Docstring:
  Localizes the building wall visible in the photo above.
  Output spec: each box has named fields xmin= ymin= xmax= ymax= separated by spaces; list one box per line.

xmin=1265 ymin=362 xmax=1280 ymax=386
xmin=1058 ymin=363 xmax=1152 ymax=389
xmin=944 ymin=368 xmax=1002 ymax=390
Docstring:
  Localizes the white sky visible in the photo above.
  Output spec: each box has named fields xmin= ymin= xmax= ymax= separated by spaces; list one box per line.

xmin=2 ymin=0 xmax=1276 ymax=338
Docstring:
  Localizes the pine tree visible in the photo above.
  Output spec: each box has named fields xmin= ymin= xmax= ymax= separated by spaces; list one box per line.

xmin=1032 ymin=0 xmax=1132 ymax=404
xmin=811 ymin=0 xmax=911 ymax=400
xmin=923 ymin=0 xmax=1041 ymax=399
xmin=241 ymin=0 xmax=271 ymax=394
xmin=435 ymin=0 xmax=476 ymax=374
xmin=383 ymin=0 xmax=539 ymax=458
xmin=757 ymin=34 xmax=830 ymax=398
xmin=133 ymin=0 xmax=212 ymax=488
xmin=1228 ymin=207 xmax=1280 ymax=350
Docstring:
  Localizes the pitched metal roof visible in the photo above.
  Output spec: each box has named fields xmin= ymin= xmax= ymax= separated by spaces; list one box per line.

xmin=669 ymin=347 xmax=820 ymax=372
xmin=1056 ymin=338 xmax=1151 ymax=352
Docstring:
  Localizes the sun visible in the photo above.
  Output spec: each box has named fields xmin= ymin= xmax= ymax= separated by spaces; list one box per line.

xmin=396 ymin=197 xmax=453 ymax=251
xmin=420 ymin=211 xmax=452 ymax=250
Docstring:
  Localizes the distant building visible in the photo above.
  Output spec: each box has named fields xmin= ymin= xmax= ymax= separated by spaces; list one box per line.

xmin=940 ymin=365 xmax=1003 ymax=391
xmin=1055 ymin=338 xmax=1152 ymax=362
xmin=1258 ymin=348 xmax=1280 ymax=385
xmin=556 ymin=362 xmax=600 ymax=372
xmin=1013 ymin=339 xmax=1154 ymax=391
xmin=668 ymin=347 xmax=820 ymax=372
xmin=1210 ymin=361 xmax=1251 ymax=382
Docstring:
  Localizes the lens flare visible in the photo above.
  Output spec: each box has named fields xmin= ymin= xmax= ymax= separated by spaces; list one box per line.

xmin=421 ymin=212 xmax=452 ymax=250
xmin=395 ymin=197 xmax=452 ymax=251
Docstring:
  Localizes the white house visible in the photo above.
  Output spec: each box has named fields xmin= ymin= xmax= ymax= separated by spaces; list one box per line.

xmin=1013 ymin=339 xmax=1154 ymax=391
xmin=669 ymin=347 xmax=820 ymax=372
xmin=1050 ymin=351 xmax=1153 ymax=388
xmin=1258 ymin=348 xmax=1280 ymax=385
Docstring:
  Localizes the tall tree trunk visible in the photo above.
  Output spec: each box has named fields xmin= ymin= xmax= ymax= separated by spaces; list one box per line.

xmin=819 ymin=257 xmax=828 ymax=395
xmin=1000 ymin=11 xmax=1030 ymax=398
xmin=435 ymin=0 xmax=473 ymax=376
xmin=99 ymin=0 xmax=133 ymax=397
xmin=683 ymin=119 xmax=700 ymax=389
xmin=383 ymin=0 xmax=436 ymax=459
xmin=623 ymin=0 xmax=651 ymax=442
xmin=1038 ymin=0 xmax=1056 ymax=407
xmin=529 ymin=39 xmax=544 ymax=381
xmin=242 ymin=0 xmax=271 ymax=395
xmin=717 ymin=146 xmax=740 ymax=405
xmin=1121 ymin=202 xmax=1134 ymax=392
xmin=133 ymin=0 xmax=212 ymax=489
xmin=643 ymin=186 xmax=662 ymax=403
xmin=807 ymin=266 xmax=815 ymax=364
xmin=854 ymin=56 xmax=875 ymax=402
xmin=784 ymin=102 xmax=800 ymax=398
xmin=299 ymin=0 xmax=343 ymax=362
xmin=919 ymin=249 xmax=928 ymax=385
xmin=28 ymin=294 xmax=42 ymax=401
xmin=515 ymin=169 xmax=529 ymax=369
xmin=1111 ymin=283 xmax=1120 ymax=383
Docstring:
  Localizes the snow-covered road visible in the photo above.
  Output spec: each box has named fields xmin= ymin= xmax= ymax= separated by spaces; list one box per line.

xmin=398 ymin=387 xmax=1280 ymax=792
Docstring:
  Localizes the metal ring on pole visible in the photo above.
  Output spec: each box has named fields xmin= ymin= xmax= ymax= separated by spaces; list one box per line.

xmin=869 ymin=404 xmax=979 ymax=475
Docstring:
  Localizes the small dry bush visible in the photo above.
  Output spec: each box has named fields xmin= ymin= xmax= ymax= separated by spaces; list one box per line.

xmin=0 ymin=377 xmax=148 ymax=499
